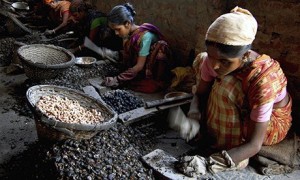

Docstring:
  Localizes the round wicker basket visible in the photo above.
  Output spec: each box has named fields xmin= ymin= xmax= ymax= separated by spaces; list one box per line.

xmin=26 ymin=85 xmax=118 ymax=141
xmin=18 ymin=44 xmax=75 ymax=80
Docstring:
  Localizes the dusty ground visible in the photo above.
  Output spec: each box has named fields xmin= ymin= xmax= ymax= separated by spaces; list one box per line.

xmin=0 ymin=2 xmax=299 ymax=179
xmin=0 ymin=67 xmax=37 ymax=165
xmin=0 ymin=65 xmax=300 ymax=179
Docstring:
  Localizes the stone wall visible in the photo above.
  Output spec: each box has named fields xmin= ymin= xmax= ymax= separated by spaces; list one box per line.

xmin=93 ymin=0 xmax=226 ymax=66
xmin=92 ymin=0 xmax=300 ymax=79
xmin=227 ymin=0 xmax=300 ymax=104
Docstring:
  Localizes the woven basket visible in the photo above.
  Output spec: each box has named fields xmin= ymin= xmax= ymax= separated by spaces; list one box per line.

xmin=18 ymin=44 xmax=75 ymax=80
xmin=26 ymin=85 xmax=118 ymax=141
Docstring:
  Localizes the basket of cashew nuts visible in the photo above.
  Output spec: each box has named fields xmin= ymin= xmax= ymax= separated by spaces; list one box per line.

xmin=26 ymin=85 xmax=118 ymax=141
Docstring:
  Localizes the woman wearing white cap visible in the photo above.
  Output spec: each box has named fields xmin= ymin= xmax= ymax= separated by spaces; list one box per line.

xmin=176 ymin=6 xmax=292 ymax=177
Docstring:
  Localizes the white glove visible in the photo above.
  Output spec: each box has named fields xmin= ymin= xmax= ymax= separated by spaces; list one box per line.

xmin=187 ymin=109 xmax=201 ymax=121
xmin=101 ymin=48 xmax=119 ymax=60
xmin=179 ymin=117 xmax=200 ymax=141
xmin=176 ymin=155 xmax=207 ymax=177
xmin=168 ymin=106 xmax=200 ymax=141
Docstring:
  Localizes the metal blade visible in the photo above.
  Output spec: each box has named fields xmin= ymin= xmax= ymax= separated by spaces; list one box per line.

xmin=83 ymin=37 xmax=117 ymax=63
xmin=144 ymin=93 xmax=193 ymax=109
xmin=84 ymin=37 xmax=102 ymax=55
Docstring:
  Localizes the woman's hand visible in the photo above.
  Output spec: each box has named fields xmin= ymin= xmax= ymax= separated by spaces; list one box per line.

xmin=168 ymin=107 xmax=200 ymax=141
xmin=175 ymin=155 xmax=207 ymax=177
xmin=44 ymin=29 xmax=55 ymax=35
xmin=102 ymin=77 xmax=119 ymax=87
xmin=176 ymin=150 xmax=238 ymax=177
xmin=48 ymin=11 xmax=69 ymax=36
xmin=180 ymin=117 xmax=201 ymax=141
xmin=102 ymin=48 xmax=119 ymax=60
xmin=117 ymin=68 xmax=137 ymax=81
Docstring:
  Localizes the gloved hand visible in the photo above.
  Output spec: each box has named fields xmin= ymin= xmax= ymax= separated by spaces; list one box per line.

xmin=187 ymin=109 xmax=201 ymax=121
xmin=176 ymin=155 xmax=207 ymax=177
xmin=179 ymin=117 xmax=200 ymax=141
xmin=100 ymin=47 xmax=119 ymax=61
xmin=102 ymin=76 xmax=119 ymax=87
xmin=44 ymin=29 xmax=55 ymax=35
xmin=168 ymin=106 xmax=200 ymax=141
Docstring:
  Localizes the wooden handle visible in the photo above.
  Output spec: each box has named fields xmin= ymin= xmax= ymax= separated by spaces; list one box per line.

xmin=144 ymin=94 xmax=193 ymax=109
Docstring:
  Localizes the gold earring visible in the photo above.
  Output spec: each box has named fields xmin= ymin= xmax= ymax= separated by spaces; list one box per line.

xmin=125 ymin=21 xmax=130 ymax=28
xmin=242 ymin=51 xmax=252 ymax=63
xmin=242 ymin=57 xmax=248 ymax=63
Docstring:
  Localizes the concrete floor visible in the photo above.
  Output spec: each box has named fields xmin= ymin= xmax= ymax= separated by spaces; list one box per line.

xmin=0 ymin=66 xmax=300 ymax=179
xmin=0 ymin=67 xmax=37 ymax=166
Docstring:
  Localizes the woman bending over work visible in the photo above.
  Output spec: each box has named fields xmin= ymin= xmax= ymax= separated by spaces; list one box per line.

xmin=175 ymin=6 xmax=293 ymax=178
xmin=69 ymin=0 xmax=122 ymax=57
xmin=43 ymin=0 xmax=72 ymax=35
xmin=102 ymin=3 xmax=173 ymax=93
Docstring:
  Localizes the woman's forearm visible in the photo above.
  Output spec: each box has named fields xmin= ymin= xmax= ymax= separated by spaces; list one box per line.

xmin=227 ymin=141 xmax=261 ymax=164
xmin=227 ymin=121 xmax=269 ymax=164
xmin=53 ymin=13 xmax=69 ymax=32
xmin=189 ymin=95 xmax=200 ymax=112
xmin=132 ymin=56 xmax=147 ymax=73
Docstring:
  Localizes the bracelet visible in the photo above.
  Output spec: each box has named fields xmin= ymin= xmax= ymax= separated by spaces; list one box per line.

xmin=78 ymin=45 xmax=82 ymax=51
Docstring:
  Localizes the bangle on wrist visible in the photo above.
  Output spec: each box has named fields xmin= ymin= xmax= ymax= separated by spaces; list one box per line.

xmin=78 ymin=45 xmax=82 ymax=51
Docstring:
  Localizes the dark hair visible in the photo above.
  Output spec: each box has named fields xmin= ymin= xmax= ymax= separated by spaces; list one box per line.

xmin=69 ymin=0 xmax=93 ymax=13
xmin=205 ymin=40 xmax=251 ymax=58
xmin=108 ymin=3 xmax=136 ymax=25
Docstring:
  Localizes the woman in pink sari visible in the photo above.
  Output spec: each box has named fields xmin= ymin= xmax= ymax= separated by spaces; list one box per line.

xmin=102 ymin=3 xmax=173 ymax=93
